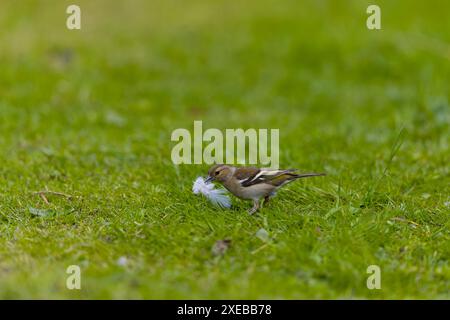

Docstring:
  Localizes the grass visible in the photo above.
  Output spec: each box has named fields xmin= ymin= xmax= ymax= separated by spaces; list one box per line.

xmin=0 ymin=0 xmax=449 ymax=299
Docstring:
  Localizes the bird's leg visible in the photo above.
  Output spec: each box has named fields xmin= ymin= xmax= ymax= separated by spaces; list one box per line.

xmin=264 ymin=195 xmax=271 ymax=206
xmin=248 ymin=200 xmax=260 ymax=215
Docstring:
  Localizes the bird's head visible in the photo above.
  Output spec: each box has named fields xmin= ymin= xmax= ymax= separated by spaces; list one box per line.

xmin=206 ymin=164 xmax=232 ymax=183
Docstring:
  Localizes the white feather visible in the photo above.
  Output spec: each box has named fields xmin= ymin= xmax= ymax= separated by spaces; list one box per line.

xmin=192 ymin=177 xmax=231 ymax=208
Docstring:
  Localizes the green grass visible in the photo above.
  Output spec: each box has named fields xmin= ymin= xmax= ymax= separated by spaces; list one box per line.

xmin=0 ymin=0 xmax=449 ymax=299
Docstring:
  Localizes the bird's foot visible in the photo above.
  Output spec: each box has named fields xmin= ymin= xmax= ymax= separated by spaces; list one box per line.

xmin=248 ymin=201 xmax=260 ymax=215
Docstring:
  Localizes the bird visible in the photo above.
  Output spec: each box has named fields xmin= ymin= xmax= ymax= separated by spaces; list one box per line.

xmin=205 ymin=164 xmax=325 ymax=214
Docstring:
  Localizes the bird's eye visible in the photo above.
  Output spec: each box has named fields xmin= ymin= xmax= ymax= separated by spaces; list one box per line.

xmin=215 ymin=170 xmax=220 ymax=175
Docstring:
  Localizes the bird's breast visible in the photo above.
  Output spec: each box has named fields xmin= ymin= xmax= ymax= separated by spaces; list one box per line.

xmin=223 ymin=180 xmax=275 ymax=201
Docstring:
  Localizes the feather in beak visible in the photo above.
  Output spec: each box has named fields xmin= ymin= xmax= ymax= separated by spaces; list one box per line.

xmin=192 ymin=176 xmax=231 ymax=208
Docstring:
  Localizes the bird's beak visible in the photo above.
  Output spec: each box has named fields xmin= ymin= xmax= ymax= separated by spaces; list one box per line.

xmin=205 ymin=176 xmax=214 ymax=183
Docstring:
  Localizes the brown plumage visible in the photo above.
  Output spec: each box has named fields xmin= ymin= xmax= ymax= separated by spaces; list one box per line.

xmin=206 ymin=164 xmax=325 ymax=214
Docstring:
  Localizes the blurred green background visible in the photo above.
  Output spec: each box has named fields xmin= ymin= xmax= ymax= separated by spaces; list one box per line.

xmin=0 ymin=0 xmax=448 ymax=299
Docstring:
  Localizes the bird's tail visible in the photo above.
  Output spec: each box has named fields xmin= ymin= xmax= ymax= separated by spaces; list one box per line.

xmin=292 ymin=172 xmax=326 ymax=179
xmin=269 ymin=171 xmax=325 ymax=187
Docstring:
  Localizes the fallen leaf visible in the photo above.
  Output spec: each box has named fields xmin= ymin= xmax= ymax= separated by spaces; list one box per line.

xmin=212 ymin=239 xmax=232 ymax=256
xmin=28 ymin=207 xmax=51 ymax=217
xmin=255 ymin=228 xmax=270 ymax=243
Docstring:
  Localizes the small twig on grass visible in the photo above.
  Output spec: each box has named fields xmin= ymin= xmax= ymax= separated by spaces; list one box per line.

xmin=251 ymin=243 xmax=270 ymax=255
xmin=33 ymin=190 xmax=77 ymax=203
xmin=38 ymin=193 xmax=49 ymax=205
xmin=391 ymin=217 xmax=420 ymax=227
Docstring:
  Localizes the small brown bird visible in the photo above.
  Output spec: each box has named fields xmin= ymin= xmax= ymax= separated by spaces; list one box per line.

xmin=206 ymin=164 xmax=325 ymax=214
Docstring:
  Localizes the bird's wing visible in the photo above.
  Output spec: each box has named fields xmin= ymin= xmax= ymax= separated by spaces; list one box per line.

xmin=234 ymin=167 xmax=261 ymax=182
xmin=240 ymin=168 xmax=298 ymax=187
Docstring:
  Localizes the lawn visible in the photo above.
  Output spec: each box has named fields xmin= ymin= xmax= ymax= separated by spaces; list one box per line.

xmin=0 ymin=0 xmax=448 ymax=299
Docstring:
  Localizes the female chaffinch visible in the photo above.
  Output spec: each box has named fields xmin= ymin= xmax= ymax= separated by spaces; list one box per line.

xmin=206 ymin=164 xmax=325 ymax=214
